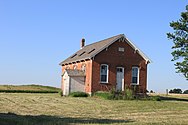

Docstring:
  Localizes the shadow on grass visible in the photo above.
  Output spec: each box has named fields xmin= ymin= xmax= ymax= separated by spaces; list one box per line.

xmin=0 ymin=112 xmax=134 ymax=125
xmin=159 ymin=96 xmax=188 ymax=102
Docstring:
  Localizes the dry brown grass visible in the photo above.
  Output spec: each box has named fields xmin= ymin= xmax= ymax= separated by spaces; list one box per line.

xmin=0 ymin=93 xmax=188 ymax=125
xmin=149 ymin=93 xmax=188 ymax=99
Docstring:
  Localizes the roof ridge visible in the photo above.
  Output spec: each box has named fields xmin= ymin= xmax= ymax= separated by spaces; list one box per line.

xmin=83 ymin=34 xmax=124 ymax=48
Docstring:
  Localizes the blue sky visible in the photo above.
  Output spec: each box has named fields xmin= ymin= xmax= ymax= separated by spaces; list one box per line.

xmin=0 ymin=0 xmax=187 ymax=92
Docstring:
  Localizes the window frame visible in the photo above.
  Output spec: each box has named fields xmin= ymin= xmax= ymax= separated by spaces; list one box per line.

xmin=100 ymin=64 xmax=109 ymax=83
xmin=118 ymin=47 xmax=125 ymax=52
xmin=131 ymin=66 xmax=139 ymax=85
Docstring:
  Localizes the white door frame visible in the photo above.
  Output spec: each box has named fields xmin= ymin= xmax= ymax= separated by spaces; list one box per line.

xmin=116 ymin=67 xmax=124 ymax=91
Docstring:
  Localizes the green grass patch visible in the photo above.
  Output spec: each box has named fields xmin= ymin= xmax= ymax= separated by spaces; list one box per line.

xmin=0 ymin=84 xmax=60 ymax=91
xmin=0 ymin=84 xmax=60 ymax=93
xmin=93 ymin=91 xmax=111 ymax=99
xmin=0 ymin=89 xmax=58 ymax=93
xmin=148 ymin=96 xmax=161 ymax=101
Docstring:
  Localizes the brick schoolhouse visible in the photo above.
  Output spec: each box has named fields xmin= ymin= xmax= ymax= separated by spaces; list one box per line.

xmin=59 ymin=34 xmax=151 ymax=95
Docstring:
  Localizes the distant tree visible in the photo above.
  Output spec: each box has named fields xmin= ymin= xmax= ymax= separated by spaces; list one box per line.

xmin=183 ymin=90 xmax=188 ymax=94
xmin=167 ymin=5 xmax=188 ymax=80
xmin=150 ymin=90 xmax=154 ymax=93
xmin=169 ymin=89 xmax=172 ymax=93
xmin=169 ymin=88 xmax=182 ymax=94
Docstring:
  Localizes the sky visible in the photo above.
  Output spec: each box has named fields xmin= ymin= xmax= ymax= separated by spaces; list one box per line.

xmin=0 ymin=0 xmax=187 ymax=93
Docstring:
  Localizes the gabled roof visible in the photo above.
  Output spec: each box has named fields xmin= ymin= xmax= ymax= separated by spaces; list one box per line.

xmin=59 ymin=34 xmax=151 ymax=66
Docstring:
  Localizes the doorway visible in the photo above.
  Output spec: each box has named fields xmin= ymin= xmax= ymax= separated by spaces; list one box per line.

xmin=116 ymin=67 xmax=124 ymax=91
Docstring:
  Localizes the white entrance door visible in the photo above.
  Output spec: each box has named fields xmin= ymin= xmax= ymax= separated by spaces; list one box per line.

xmin=116 ymin=67 xmax=124 ymax=91
xmin=63 ymin=73 xmax=70 ymax=95
xmin=64 ymin=78 xmax=69 ymax=95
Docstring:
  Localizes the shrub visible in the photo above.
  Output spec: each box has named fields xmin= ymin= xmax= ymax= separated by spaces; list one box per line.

xmin=149 ymin=96 xmax=161 ymax=101
xmin=69 ymin=91 xmax=89 ymax=97
xmin=138 ymin=95 xmax=161 ymax=101
xmin=94 ymin=90 xmax=160 ymax=101
xmin=132 ymin=85 xmax=137 ymax=94
xmin=169 ymin=88 xmax=182 ymax=94
xmin=122 ymin=89 xmax=133 ymax=100
xmin=58 ymin=90 xmax=63 ymax=97
xmin=108 ymin=88 xmax=134 ymax=100
xmin=150 ymin=90 xmax=154 ymax=93
xmin=183 ymin=90 xmax=188 ymax=94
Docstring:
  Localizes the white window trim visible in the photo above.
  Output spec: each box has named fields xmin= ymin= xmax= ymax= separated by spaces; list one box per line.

xmin=131 ymin=66 xmax=139 ymax=85
xmin=100 ymin=64 xmax=109 ymax=83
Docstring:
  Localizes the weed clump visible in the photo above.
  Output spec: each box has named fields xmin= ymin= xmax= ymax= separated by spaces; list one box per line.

xmin=69 ymin=91 xmax=89 ymax=97
xmin=93 ymin=91 xmax=112 ymax=99
xmin=59 ymin=90 xmax=63 ymax=97
xmin=94 ymin=87 xmax=134 ymax=100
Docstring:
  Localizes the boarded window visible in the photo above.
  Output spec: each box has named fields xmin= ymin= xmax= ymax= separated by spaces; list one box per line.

xmin=66 ymin=66 xmax=70 ymax=69
xmin=73 ymin=65 xmax=77 ymax=70
xmin=81 ymin=64 xmax=86 ymax=72
xmin=118 ymin=47 xmax=124 ymax=52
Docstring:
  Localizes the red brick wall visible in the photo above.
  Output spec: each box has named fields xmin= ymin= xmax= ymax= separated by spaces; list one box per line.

xmin=91 ymin=40 xmax=148 ymax=93
xmin=61 ymin=60 xmax=92 ymax=94
xmin=84 ymin=60 xmax=92 ymax=94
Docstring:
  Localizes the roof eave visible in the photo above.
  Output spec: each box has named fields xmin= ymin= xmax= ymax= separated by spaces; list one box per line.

xmin=124 ymin=35 xmax=152 ymax=64
xmin=59 ymin=57 xmax=91 ymax=66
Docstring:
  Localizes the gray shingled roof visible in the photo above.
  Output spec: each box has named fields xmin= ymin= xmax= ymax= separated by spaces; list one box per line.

xmin=59 ymin=34 xmax=123 ymax=65
xmin=59 ymin=34 xmax=151 ymax=66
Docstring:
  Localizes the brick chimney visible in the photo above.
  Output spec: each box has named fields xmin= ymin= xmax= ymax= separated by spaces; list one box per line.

xmin=81 ymin=38 xmax=85 ymax=49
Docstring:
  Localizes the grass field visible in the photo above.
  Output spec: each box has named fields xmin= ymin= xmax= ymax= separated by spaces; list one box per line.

xmin=0 ymin=84 xmax=60 ymax=91
xmin=0 ymin=93 xmax=188 ymax=125
xmin=150 ymin=93 xmax=188 ymax=100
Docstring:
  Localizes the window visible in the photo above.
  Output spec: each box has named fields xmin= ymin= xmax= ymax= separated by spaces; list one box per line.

xmin=117 ymin=67 xmax=123 ymax=72
xmin=132 ymin=67 xmax=139 ymax=84
xmin=118 ymin=47 xmax=124 ymax=52
xmin=100 ymin=64 xmax=108 ymax=83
